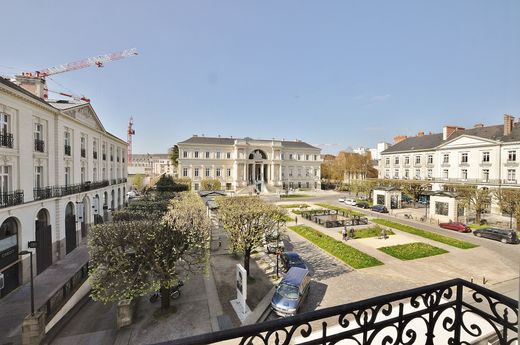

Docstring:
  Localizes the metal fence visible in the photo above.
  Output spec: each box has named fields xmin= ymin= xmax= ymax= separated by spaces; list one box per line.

xmin=0 ymin=190 xmax=24 ymax=208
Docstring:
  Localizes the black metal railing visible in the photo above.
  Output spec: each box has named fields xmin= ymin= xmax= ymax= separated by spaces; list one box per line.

xmin=33 ymin=180 xmax=110 ymax=201
xmin=160 ymin=279 xmax=518 ymax=345
xmin=81 ymin=148 xmax=86 ymax=158
xmin=64 ymin=145 xmax=71 ymax=156
xmin=0 ymin=190 xmax=24 ymax=208
xmin=34 ymin=139 xmax=45 ymax=152
xmin=0 ymin=132 xmax=14 ymax=148
xmin=93 ymin=151 xmax=98 ymax=159
xmin=38 ymin=262 xmax=89 ymax=324
xmin=111 ymin=179 xmax=117 ymax=185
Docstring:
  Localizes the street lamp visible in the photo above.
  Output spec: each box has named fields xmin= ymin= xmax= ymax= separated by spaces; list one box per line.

xmin=19 ymin=250 xmax=34 ymax=315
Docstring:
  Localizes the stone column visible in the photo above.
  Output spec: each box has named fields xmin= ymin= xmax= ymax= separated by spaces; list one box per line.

xmin=260 ymin=164 xmax=264 ymax=182
xmin=243 ymin=164 xmax=246 ymax=182
xmin=22 ymin=312 xmax=45 ymax=345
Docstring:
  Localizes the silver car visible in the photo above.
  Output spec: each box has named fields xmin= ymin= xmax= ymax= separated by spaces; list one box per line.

xmin=271 ymin=267 xmax=310 ymax=317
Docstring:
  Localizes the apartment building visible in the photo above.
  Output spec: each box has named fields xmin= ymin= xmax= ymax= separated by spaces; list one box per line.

xmin=177 ymin=136 xmax=321 ymax=192
xmin=0 ymin=77 xmax=128 ymax=298
xmin=128 ymin=153 xmax=176 ymax=177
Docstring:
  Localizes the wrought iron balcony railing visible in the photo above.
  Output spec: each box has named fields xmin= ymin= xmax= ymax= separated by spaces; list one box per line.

xmin=0 ymin=132 xmax=14 ymax=148
xmin=33 ymin=180 xmax=111 ymax=201
xmin=111 ymin=179 xmax=117 ymax=185
xmin=0 ymin=190 xmax=24 ymax=208
xmin=64 ymin=144 xmax=71 ymax=156
xmin=34 ymin=139 xmax=45 ymax=152
xmin=161 ymin=279 xmax=518 ymax=345
xmin=81 ymin=148 xmax=86 ymax=158
xmin=93 ymin=151 xmax=98 ymax=159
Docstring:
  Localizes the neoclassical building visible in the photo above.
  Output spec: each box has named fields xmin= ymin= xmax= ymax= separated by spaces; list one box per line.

xmin=0 ymin=77 xmax=127 ymax=298
xmin=177 ymin=136 xmax=321 ymax=192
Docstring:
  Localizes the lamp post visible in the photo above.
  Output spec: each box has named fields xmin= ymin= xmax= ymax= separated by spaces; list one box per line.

xmin=19 ymin=250 xmax=34 ymax=315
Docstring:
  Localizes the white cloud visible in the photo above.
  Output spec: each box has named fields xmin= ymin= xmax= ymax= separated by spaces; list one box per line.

xmin=369 ymin=94 xmax=391 ymax=102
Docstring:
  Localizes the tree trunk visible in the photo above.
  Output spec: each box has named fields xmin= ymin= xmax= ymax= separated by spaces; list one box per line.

xmin=244 ymin=248 xmax=251 ymax=277
xmin=475 ymin=211 xmax=481 ymax=225
xmin=160 ymin=285 xmax=170 ymax=310
xmin=515 ymin=217 xmax=520 ymax=232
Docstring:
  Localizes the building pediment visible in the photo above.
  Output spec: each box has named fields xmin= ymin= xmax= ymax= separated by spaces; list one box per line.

xmin=437 ymin=135 xmax=497 ymax=150
xmin=61 ymin=104 xmax=105 ymax=132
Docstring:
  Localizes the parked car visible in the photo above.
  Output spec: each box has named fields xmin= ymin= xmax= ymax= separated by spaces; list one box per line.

xmin=344 ymin=199 xmax=357 ymax=206
xmin=371 ymin=205 xmax=389 ymax=213
xmin=280 ymin=252 xmax=307 ymax=272
xmin=271 ymin=267 xmax=311 ymax=317
xmin=439 ymin=222 xmax=472 ymax=233
xmin=356 ymin=202 xmax=370 ymax=209
xmin=126 ymin=190 xmax=138 ymax=199
xmin=473 ymin=228 xmax=519 ymax=244
xmin=338 ymin=196 xmax=346 ymax=202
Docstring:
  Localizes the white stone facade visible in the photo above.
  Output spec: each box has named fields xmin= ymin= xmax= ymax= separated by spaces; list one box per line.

xmin=129 ymin=153 xmax=175 ymax=177
xmin=177 ymin=136 xmax=321 ymax=192
xmin=0 ymin=78 xmax=128 ymax=296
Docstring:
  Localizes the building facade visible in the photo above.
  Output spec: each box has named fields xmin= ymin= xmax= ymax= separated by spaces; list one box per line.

xmin=0 ymin=77 xmax=128 ymax=298
xmin=379 ymin=114 xmax=520 ymax=217
xmin=177 ymin=136 xmax=321 ymax=192
xmin=128 ymin=153 xmax=175 ymax=177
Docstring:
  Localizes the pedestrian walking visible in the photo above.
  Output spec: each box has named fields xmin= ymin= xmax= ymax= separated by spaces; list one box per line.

xmin=379 ymin=227 xmax=387 ymax=239
xmin=350 ymin=227 xmax=355 ymax=239
xmin=342 ymin=226 xmax=347 ymax=241
xmin=295 ymin=216 xmax=298 ymax=225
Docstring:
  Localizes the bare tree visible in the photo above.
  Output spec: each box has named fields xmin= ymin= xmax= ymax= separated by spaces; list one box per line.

xmin=494 ymin=188 xmax=520 ymax=229
xmin=451 ymin=185 xmax=491 ymax=224
xmin=216 ymin=196 xmax=286 ymax=277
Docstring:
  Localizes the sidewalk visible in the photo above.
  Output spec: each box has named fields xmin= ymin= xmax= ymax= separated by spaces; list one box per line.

xmin=0 ymin=244 xmax=89 ymax=345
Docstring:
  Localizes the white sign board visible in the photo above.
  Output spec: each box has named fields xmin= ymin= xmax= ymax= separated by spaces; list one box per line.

xmin=92 ymin=197 xmax=100 ymax=214
xmin=236 ymin=264 xmax=247 ymax=314
xmin=76 ymin=202 xmax=84 ymax=223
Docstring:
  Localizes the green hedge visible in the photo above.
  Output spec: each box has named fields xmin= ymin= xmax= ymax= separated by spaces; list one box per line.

xmin=280 ymin=194 xmax=312 ymax=199
xmin=314 ymin=203 xmax=366 ymax=217
xmin=371 ymin=219 xmax=478 ymax=249
xmin=378 ymin=242 xmax=448 ymax=260
xmin=289 ymin=225 xmax=383 ymax=269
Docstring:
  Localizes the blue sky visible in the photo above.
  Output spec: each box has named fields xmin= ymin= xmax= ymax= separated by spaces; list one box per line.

xmin=1 ymin=1 xmax=519 ymax=154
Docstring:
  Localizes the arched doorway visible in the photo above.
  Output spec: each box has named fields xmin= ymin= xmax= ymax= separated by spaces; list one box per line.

xmin=81 ymin=196 xmax=90 ymax=237
xmin=0 ymin=217 xmax=19 ymax=297
xmin=247 ymin=149 xmax=268 ymax=190
xmin=35 ymin=209 xmax=52 ymax=274
xmin=111 ymin=190 xmax=115 ymax=211
xmin=65 ymin=202 xmax=76 ymax=254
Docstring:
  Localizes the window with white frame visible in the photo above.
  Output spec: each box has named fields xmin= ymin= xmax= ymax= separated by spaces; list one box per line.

xmin=205 ymin=168 xmax=210 ymax=177
xmin=415 ymin=169 xmax=420 ymax=179
xmin=183 ymin=168 xmax=188 ymax=177
xmin=226 ymin=152 xmax=231 ymax=159
xmin=306 ymin=154 xmax=309 ymax=160
xmin=405 ymin=169 xmax=409 ymax=178
xmin=297 ymin=154 xmax=301 ymax=160
xmin=298 ymin=168 xmax=302 ymax=177
xmin=34 ymin=166 xmax=43 ymax=189
xmin=0 ymin=166 xmax=11 ymax=193
xmin=81 ymin=167 xmax=86 ymax=183
xmin=64 ymin=131 xmax=71 ymax=156
xmin=405 ymin=156 xmax=410 ymax=165
xmin=394 ymin=156 xmax=399 ymax=164
xmin=443 ymin=169 xmax=449 ymax=179
xmin=507 ymin=169 xmax=516 ymax=182
xmin=482 ymin=169 xmax=489 ymax=181
xmin=443 ymin=154 xmax=449 ymax=163
xmin=427 ymin=154 xmax=433 ymax=164
xmin=385 ymin=169 xmax=390 ymax=178
xmin=34 ymin=123 xmax=44 ymax=151
xmin=289 ymin=154 xmax=293 ymax=160
xmin=183 ymin=150 xmax=188 ymax=158
xmin=81 ymin=136 xmax=86 ymax=158
xmin=461 ymin=153 xmax=468 ymax=163
xmin=289 ymin=168 xmax=293 ymax=177
xmin=508 ymin=150 xmax=516 ymax=162
xmin=461 ymin=169 xmax=468 ymax=180
xmin=0 ymin=113 xmax=9 ymax=134
xmin=227 ymin=168 xmax=231 ymax=177
xmin=65 ymin=167 xmax=71 ymax=186
xmin=205 ymin=151 xmax=210 ymax=159
xmin=194 ymin=168 xmax=199 ymax=177
xmin=415 ymin=156 xmax=421 ymax=164
xmin=93 ymin=167 xmax=97 ymax=181
xmin=216 ymin=152 xmax=221 ymax=159
xmin=385 ymin=157 xmax=390 ymax=165
xmin=194 ymin=151 xmax=199 ymax=158
xmin=427 ymin=169 xmax=433 ymax=178
xmin=102 ymin=167 xmax=106 ymax=180
xmin=314 ymin=154 xmax=318 ymax=161
xmin=216 ymin=168 xmax=221 ymax=177
xmin=482 ymin=152 xmax=490 ymax=162
xmin=394 ymin=169 xmax=399 ymax=178
xmin=314 ymin=169 xmax=318 ymax=177
xmin=93 ymin=139 xmax=98 ymax=158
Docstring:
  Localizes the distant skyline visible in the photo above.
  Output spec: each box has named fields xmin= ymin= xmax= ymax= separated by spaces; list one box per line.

xmin=1 ymin=0 xmax=519 ymax=154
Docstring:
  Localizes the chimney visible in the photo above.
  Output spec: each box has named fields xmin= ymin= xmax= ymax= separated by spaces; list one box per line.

xmin=442 ymin=125 xmax=465 ymax=140
xmin=474 ymin=123 xmax=484 ymax=128
xmin=393 ymin=135 xmax=408 ymax=144
xmin=14 ymin=74 xmax=47 ymax=99
xmin=504 ymin=114 xmax=514 ymax=136
xmin=417 ymin=131 xmax=425 ymax=137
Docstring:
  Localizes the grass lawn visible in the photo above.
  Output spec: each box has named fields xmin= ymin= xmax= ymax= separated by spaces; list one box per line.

xmin=378 ymin=242 xmax=448 ymax=260
xmin=468 ymin=224 xmax=489 ymax=230
xmin=280 ymin=194 xmax=312 ymax=199
xmin=280 ymin=215 xmax=293 ymax=222
xmin=289 ymin=225 xmax=383 ymax=269
xmin=279 ymin=203 xmax=310 ymax=209
xmin=314 ymin=202 xmax=367 ymax=217
xmin=372 ymin=219 xmax=478 ymax=249
xmin=338 ymin=226 xmax=394 ymax=239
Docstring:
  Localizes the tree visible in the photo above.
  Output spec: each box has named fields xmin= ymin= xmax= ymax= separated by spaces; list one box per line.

xmin=216 ymin=196 xmax=286 ymax=277
xmin=169 ymin=145 xmax=179 ymax=167
xmin=494 ymin=188 xmax=520 ymax=229
xmin=400 ymin=181 xmax=429 ymax=208
xmin=451 ymin=185 xmax=491 ymax=224
xmin=89 ymin=192 xmax=210 ymax=311
xmin=201 ymin=178 xmax=221 ymax=191
xmin=132 ymin=174 xmax=144 ymax=192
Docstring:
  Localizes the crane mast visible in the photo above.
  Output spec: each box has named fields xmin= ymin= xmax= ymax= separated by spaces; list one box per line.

xmin=127 ymin=117 xmax=135 ymax=164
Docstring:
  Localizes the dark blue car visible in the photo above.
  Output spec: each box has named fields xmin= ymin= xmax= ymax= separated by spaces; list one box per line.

xmin=280 ymin=252 xmax=307 ymax=272
xmin=371 ymin=205 xmax=389 ymax=213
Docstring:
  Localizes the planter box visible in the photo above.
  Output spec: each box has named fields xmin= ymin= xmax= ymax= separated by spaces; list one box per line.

xmin=117 ymin=299 xmax=136 ymax=329
xmin=22 ymin=311 xmax=45 ymax=345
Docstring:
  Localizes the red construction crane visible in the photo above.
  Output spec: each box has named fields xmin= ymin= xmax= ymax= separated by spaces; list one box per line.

xmin=47 ymin=89 xmax=91 ymax=102
xmin=127 ymin=117 xmax=135 ymax=164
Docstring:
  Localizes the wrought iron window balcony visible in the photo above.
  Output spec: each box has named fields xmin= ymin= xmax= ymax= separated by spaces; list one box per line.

xmin=33 ymin=187 xmax=60 ymax=200
xmin=0 ymin=190 xmax=24 ymax=208
xmin=163 ymin=278 xmax=518 ymax=345
xmin=111 ymin=179 xmax=117 ymax=185
xmin=93 ymin=151 xmax=98 ymax=159
xmin=64 ymin=145 xmax=71 ymax=156
xmin=34 ymin=139 xmax=45 ymax=152
xmin=0 ymin=132 xmax=14 ymax=148
xmin=33 ymin=181 xmax=111 ymax=201
xmin=90 ymin=180 xmax=110 ymax=189
xmin=81 ymin=148 xmax=86 ymax=158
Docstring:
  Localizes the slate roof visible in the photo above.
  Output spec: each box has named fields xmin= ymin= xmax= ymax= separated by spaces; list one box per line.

xmin=178 ymin=136 xmax=319 ymax=149
xmin=383 ymin=123 xmax=520 ymax=154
